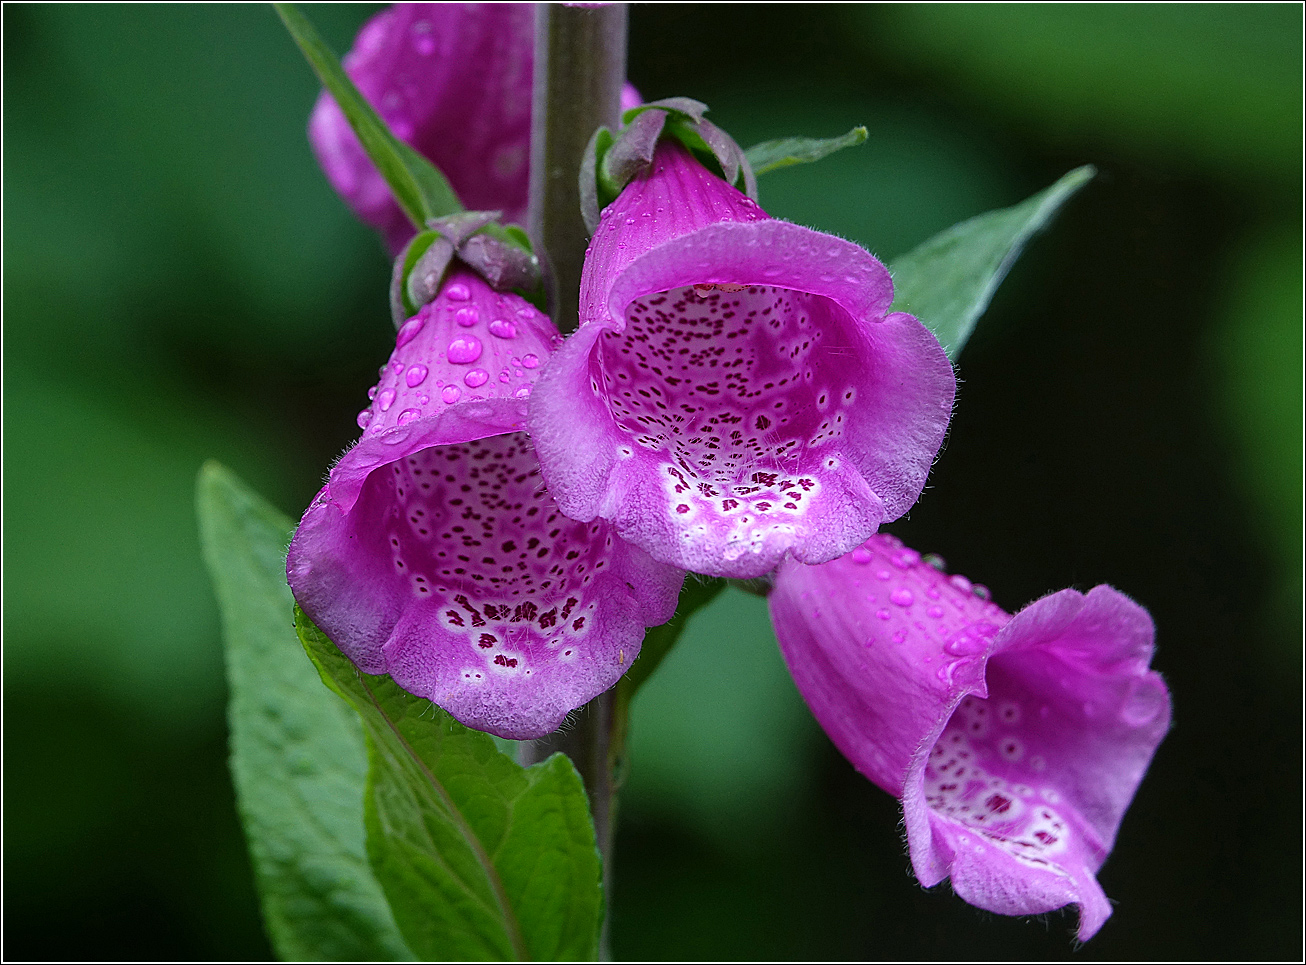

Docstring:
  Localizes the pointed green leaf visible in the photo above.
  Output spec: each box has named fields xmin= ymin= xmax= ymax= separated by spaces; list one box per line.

xmin=889 ymin=165 xmax=1095 ymax=360
xmin=274 ymin=3 xmax=461 ymax=226
xmin=297 ymin=612 xmax=604 ymax=962
xmin=743 ymin=126 xmax=868 ymax=176
xmin=197 ymin=462 xmax=412 ymax=962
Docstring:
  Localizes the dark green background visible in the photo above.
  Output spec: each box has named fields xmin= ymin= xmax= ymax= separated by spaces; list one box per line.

xmin=5 ymin=4 xmax=1301 ymax=960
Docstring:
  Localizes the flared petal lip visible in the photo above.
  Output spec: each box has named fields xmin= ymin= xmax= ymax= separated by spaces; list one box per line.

xmin=900 ymin=584 xmax=1170 ymax=940
xmin=328 ymin=397 xmax=527 ymax=513
xmin=591 ymin=220 xmax=898 ymax=334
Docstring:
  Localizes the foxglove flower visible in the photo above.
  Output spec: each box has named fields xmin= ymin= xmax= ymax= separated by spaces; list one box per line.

xmin=769 ymin=535 xmax=1170 ymax=939
xmin=287 ymin=267 xmax=684 ymax=739
xmin=530 ymin=139 xmax=956 ymax=579
xmin=310 ymin=3 xmax=642 ymax=252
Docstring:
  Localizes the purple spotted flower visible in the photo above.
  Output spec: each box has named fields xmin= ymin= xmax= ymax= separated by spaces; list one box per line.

xmin=287 ymin=267 xmax=684 ymax=739
xmin=529 ymin=140 xmax=956 ymax=579
xmin=310 ymin=3 xmax=642 ymax=253
xmin=768 ymin=534 xmax=1170 ymax=939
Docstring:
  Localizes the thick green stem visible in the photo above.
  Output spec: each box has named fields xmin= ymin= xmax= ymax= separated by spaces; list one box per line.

xmin=522 ymin=4 xmax=627 ymax=958
xmin=527 ymin=2 xmax=628 ymax=334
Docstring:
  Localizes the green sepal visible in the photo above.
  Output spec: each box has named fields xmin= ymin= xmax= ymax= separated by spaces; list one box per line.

xmin=743 ymin=126 xmax=869 ymax=177
xmin=392 ymin=230 xmax=446 ymax=323
xmin=889 ymin=166 xmax=1095 ymax=360
xmin=197 ymin=462 xmax=413 ymax=962
xmin=296 ymin=610 xmax=604 ymax=962
xmin=274 ymin=3 xmax=462 ymax=228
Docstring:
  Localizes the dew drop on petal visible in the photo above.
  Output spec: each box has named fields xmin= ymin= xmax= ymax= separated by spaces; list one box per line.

xmin=455 ymin=307 xmax=479 ymax=327
xmin=850 ymin=546 xmax=873 ymax=564
xmin=447 ymin=335 xmax=483 ymax=364
xmin=521 ymin=353 xmax=539 ymax=369
xmin=875 ymin=608 xmax=891 ymax=620
xmin=441 ymin=385 xmax=462 ymax=404
xmin=463 ymin=368 xmax=489 ymax=388
xmin=356 ymin=408 xmax=372 ymax=428
xmin=405 ymin=364 xmax=429 ymax=387
xmin=488 ymin=318 xmax=517 ymax=339
xmin=377 ymin=388 xmax=396 ymax=412
xmin=514 ymin=385 xmax=532 ymax=399
xmin=445 ymin=282 xmax=471 ymax=301
xmin=396 ymin=408 xmax=420 ymax=425
xmin=890 ymin=588 xmax=914 ymax=607
xmin=395 ymin=316 xmax=424 ymax=348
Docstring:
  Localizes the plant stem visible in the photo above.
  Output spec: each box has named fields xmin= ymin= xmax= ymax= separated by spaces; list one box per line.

xmin=523 ymin=5 xmax=627 ymax=957
xmin=527 ymin=2 xmax=628 ymax=335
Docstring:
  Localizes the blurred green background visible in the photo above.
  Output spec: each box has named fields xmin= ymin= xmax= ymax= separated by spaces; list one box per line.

xmin=4 ymin=4 xmax=1301 ymax=959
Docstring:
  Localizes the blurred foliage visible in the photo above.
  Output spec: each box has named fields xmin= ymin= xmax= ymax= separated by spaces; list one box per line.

xmin=3 ymin=3 xmax=1300 ymax=961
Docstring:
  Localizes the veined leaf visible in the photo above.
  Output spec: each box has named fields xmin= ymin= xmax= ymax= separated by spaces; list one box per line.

xmin=890 ymin=166 xmax=1095 ymax=360
xmin=197 ymin=462 xmax=412 ymax=962
xmin=298 ymin=612 xmax=604 ymax=962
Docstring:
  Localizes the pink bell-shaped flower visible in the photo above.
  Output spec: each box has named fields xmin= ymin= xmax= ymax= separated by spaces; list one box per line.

xmin=287 ymin=268 xmax=684 ymax=739
xmin=529 ymin=140 xmax=956 ymax=579
xmin=309 ymin=3 xmax=642 ymax=253
xmin=768 ymin=534 xmax=1171 ymax=939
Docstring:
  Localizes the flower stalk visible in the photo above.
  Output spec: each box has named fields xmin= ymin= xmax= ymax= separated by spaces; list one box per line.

xmin=527 ymin=2 xmax=628 ymax=335
xmin=519 ymin=3 xmax=629 ymax=956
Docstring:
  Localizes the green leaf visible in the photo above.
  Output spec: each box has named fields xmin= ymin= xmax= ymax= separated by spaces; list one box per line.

xmin=889 ymin=165 xmax=1095 ymax=360
xmin=297 ymin=611 xmax=604 ymax=962
xmin=197 ymin=462 xmax=412 ymax=962
xmin=274 ymin=3 xmax=462 ymax=226
xmin=743 ymin=126 xmax=869 ymax=176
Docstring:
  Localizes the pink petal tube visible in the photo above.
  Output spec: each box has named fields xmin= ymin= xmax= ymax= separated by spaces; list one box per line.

xmin=769 ymin=535 xmax=1171 ymax=940
xmin=309 ymin=3 xmax=643 ymax=253
xmin=288 ymin=268 xmax=684 ymax=738
xmin=529 ymin=140 xmax=956 ymax=579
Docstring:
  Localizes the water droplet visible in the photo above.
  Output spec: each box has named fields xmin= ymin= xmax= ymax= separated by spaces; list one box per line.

xmin=356 ymin=409 xmax=372 ymax=428
xmin=875 ymin=608 xmax=891 ymax=620
xmin=875 ymin=569 xmax=892 ymax=581
xmin=463 ymin=368 xmax=489 ymax=388
xmin=1121 ymin=679 xmax=1166 ymax=726
xmin=973 ymin=584 xmax=991 ymax=600
xmin=411 ymin=20 xmax=435 ymax=55
xmin=447 ymin=335 xmax=483 ymax=364
xmin=395 ymin=316 xmax=424 ymax=348
xmin=949 ymin=574 xmax=973 ymax=593
xmin=891 ymin=549 xmax=921 ymax=569
xmin=441 ymin=385 xmax=462 ymax=404
xmin=377 ymin=388 xmax=396 ymax=412
xmin=928 ymin=605 xmax=945 ymax=619
xmin=892 ymin=628 xmax=908 ymax=644
xmin=890 ymin=588 xmax=914 ymax=607
xmin=367 ymin=386 xmax=378 ymax=401
xmin=923 ymin=553 xmax=947 ymax=571
xmin=521 ymin=353 xmax=539 ymax=369
xmin=850 ymin=546 xmax=873 ymax=564
xmin=514 ymin=385 xmax=531 ymax=399
xmin=455 ymin=306 xmax=479 ymax=327
xmin=405 ymin=364 xmax=429 ymax=387
xmin=396 ymin=408 xmax=420 ymax=425
xmin=445 ymin=282 xmax=471 ymax=301
xmin=945 ymin=629 xmax=986 ymax=657
xmin=488 ymin=318 xmax=517 ymax=339
xmin=381 ymin=425 xmax=411 ymax=446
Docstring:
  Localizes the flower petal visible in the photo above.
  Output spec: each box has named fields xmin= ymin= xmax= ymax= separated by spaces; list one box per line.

xmin=770 ymin=535 xmax=1170 ymax=939
xmin=288 ymin=270 xmax=683 ymax=738
xmin=530 ymin=142 xmax=955 ymax=578
xmin=309 ymin=3 xmax=534 ymax=252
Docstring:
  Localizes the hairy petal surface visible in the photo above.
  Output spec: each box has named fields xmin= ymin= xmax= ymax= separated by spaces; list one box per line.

xmin=530 ymin=141 xmax=955 ymax=578
xmin=309 ymin=3 xmax=534 ymax=251
xmin=288 ymin=270 xmax=683 ymax=738
xmin=769 ymin=535 xmax=1170 ymax=940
